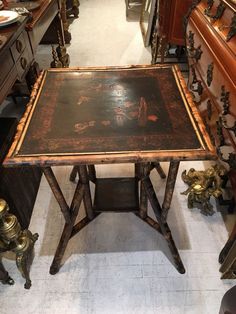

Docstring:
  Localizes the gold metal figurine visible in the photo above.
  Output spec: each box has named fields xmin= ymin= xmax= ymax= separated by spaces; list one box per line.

xmin=0 ymin=199 xmax=38 ymax=289
xmin=181 ymin=164 xmax=227 ymax=215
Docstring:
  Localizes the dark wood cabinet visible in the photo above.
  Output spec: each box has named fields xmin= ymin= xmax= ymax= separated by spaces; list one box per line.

xmin=186 ymin=0 xmax=236 ymax=278
xmin=152 ymin=0 xmax=192 ymax=62
xmin=186 ymin=0 xmax=236 ymax=168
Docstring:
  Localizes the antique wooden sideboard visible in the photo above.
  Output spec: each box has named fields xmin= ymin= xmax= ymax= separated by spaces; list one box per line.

xmin=0 ymin=0 xmax=66 ymax=104
xmin=0 ymin=16 xmax=32 ymax=104
xmin=151 ymin=0 xmax=193 ymax=63
xmin=0 ymin=0 xmax=65 ymax=227
xmin=186 ymin=0 xmax=236 ymax=278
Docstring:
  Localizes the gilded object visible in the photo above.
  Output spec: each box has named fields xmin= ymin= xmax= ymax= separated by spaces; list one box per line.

xmin=181 ymin=165 xmax=227 ymax=215
xmin=0 ymin=199 xmax=38 ymax=289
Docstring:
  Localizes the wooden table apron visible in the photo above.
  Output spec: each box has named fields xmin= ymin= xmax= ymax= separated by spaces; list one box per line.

xmin=4 ymin=65 xmax=216 ymax=275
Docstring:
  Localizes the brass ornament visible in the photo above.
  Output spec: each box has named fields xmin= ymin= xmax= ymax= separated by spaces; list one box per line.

xmin=0 ymin=199 xmax=38 ymax=289
xmin=181 ymin=165 xmax=227 ymax=215
xmin=207 ymin=62 xmax=214 ymax=87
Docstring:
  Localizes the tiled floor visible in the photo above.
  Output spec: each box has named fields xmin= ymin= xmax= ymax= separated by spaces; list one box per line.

xmin=0 ymin=0 xmax=235 ymax=313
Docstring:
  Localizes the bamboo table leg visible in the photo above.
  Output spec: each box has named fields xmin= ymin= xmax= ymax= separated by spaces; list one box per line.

xmin=88 ymin=165 xmax=96 ymax=183
xmin=142 ymin=175 xmax=185 ymax=274
xmin=138 ymin=163 xmax=149 ymax=219
xmin=78 ymin=165 xmax=94 ymax=220
xmin=43 ymin=166 xmax=98 ymax=274
xmin=162 ymin=161 xmax=180 ymax=221
xmin=69 ymin=166 xmax=78 ymax=182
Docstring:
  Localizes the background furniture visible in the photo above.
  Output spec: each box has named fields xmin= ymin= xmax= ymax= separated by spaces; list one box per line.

xmin=186 ymin=0 xmax=236 ymax=200
xmin=28 ymin=0 xmax=68 ymax=47
xmin=0 ymin=0 xmax=68 ymax=227
xmin=219 ymin=221 xmax=236 ymax=279
xmin=0 ymin=16 xmax=33 ymax=105
xmin=0 ymin=0 xmax=66 ymax=103
xmin=151 ymin=0 xmax=193 ymax=63
xmin=66 ymin=0 xmax=80 ymax=18
xmin=186 ymin=0 xmax=236 ymax=277
xmin=125 ymin=0 xmax=142 ymax=19
xmin=219 ymin=285 xmax=236 ymax=313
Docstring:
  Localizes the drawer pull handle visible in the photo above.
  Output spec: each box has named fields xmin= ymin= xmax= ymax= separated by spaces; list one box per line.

xmin=207 ymin=100 xmax=213 ymax=120
xmin=16 ymin=40 xmax=23 ymax=53
xmin=207 ymin=62 xmax=214 ymax=87
xmin=217 ymin=117 xmax=236 ymax=170
xmin=220 ymin=86 xmax=230 ymax=114
xmin=20 ymin=57 xmax=27 ymax=70
xmin=216 ymin=118 xmax=226 ymax=146
xmin=221 ymin=114 xmax=236 ymax=137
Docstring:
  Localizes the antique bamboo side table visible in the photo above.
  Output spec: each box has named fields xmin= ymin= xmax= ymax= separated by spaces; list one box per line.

xmin=4 ymin=65 xmax=216 ymax=275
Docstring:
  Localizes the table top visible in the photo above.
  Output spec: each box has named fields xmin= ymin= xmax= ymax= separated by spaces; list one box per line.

xmin=4 ymin=65 xmax=216 ymax=166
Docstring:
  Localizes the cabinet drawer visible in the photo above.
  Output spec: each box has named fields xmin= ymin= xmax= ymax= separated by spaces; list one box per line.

xmin=0 ymin=50 xmax=14 ymax=87
xmin=197 ymin=0 xmax=236 ymax=56
xmin=15 ymin=46 xmax=31 ymax=80
xmin=187 ymin=14 xmax=236 ymax=116
xmin=10 ymin=31 xmax=26 ymax=63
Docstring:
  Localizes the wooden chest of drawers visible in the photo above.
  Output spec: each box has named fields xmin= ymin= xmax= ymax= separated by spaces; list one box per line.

xmin=186 ymin=0 xmax=236 ymax=278
xmin=0 ymin=17 xmax=33 ymax=104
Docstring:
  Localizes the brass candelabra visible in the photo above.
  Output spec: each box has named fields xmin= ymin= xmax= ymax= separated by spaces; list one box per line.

xmin=0 ymin=199 xmax=38 ymax=289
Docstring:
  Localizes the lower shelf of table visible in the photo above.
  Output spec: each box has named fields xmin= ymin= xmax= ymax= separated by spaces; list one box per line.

xmin=93 ymin=177 xmax=139 ymax=213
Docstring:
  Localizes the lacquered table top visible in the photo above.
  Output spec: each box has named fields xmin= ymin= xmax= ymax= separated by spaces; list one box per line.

xmin=4 ymin=65 xmax=216 ymax=166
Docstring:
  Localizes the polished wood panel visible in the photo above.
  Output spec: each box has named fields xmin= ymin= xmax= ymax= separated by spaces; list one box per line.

xmin=152 ymin=0 xmax=192 ymax=62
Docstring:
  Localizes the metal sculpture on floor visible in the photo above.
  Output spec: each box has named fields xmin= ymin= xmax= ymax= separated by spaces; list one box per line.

xmin=181 ymin=164 xmax=227 ymax=215
xmin=0 ymin=199 xmax=38 ymax=289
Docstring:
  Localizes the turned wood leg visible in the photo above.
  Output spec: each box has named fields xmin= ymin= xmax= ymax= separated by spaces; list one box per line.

xmin=142 ymin=176 xmax=185 ymax=274
xmin=61 ymin=0 xmax=72 ymax=44
xmin=162 ymin=161 xmax=180 ymax=221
